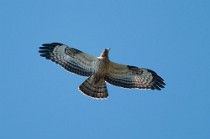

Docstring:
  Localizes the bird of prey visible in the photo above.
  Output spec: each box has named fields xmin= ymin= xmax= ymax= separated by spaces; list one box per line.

xmin=39 ymin=43 xmax=165 ymax=99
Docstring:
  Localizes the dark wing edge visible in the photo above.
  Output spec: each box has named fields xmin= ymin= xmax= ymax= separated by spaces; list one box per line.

xmin=39 ymin=42 xmax=61 ymax=59
xmin=146 ymin=69 xmax=166 ymax=90
xmin=105 ymin=62 xmax=166 ymax=90
xmin=39 ymin=42 xmax=93 ymax=76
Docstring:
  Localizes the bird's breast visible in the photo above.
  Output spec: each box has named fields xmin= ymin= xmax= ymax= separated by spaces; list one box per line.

xmin=92 ymin=59 xmax=109 ymax=76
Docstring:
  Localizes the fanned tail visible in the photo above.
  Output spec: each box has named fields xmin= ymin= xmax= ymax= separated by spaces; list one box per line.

xmin=78 ymin=76 xmax=108 ymax=99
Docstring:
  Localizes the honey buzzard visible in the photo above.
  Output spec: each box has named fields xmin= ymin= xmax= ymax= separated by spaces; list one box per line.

xmin=39 ymin=43 xmax=165 ymax=99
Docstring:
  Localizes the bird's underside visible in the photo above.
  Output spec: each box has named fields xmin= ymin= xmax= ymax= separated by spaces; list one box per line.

xmin=39 ymin=42 xmax=165 ymax=99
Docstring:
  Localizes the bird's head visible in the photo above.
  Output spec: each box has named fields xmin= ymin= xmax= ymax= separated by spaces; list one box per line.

xmin=100 ymin=48 xmax=110 ymax=58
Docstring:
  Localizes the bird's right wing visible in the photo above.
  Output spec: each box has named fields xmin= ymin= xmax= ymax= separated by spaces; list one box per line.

xmin=105 ymin=61 xmax=165 ymax=90
xmin=39 ymin=43 xmax=97 ymax=76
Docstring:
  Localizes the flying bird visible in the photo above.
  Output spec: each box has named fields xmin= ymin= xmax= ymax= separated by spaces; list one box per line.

xmin=39 ymin=43 xmax=165 ymax=99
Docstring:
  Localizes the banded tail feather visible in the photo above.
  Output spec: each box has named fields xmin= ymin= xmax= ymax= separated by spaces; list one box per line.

xmin=79 ymin=76 xmax=108 ymax=99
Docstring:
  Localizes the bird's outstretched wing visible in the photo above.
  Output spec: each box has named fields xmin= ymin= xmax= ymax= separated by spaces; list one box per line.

xmin=105 ymin=62 xmax=165 ymax=90
xmin=39 ymin=43 xmax=97 ymax=76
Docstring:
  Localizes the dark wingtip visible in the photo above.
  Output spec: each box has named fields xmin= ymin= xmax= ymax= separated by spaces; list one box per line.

xmin=38 ymin=42 xmax=62 ymax=59
xmin=147 ymin=69 xmax=166 ymax=90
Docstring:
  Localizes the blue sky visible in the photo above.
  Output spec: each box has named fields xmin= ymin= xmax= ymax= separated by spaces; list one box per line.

xmin=0 ymin=0 xmax=210 ymax=138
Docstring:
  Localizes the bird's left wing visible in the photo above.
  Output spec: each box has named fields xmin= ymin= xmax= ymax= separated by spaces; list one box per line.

xmin=105 ymin=62 xmax=165 ymax=90
xmin=39 ymin=43 xmax=97 ymax=76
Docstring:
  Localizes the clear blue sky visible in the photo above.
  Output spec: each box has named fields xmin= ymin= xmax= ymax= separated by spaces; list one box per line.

xmin=0 ymin=0 xmax=210 ymax=139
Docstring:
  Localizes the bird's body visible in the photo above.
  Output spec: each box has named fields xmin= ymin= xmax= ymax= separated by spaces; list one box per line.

xmin=39 ymin=43 xmax=165 ymax=99
xmin=92 ymin=49 xmax=110 ymax=83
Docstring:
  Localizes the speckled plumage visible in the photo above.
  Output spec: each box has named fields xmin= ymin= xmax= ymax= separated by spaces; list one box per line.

xmin=39 ymin=43 xmax=165 ymax=99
